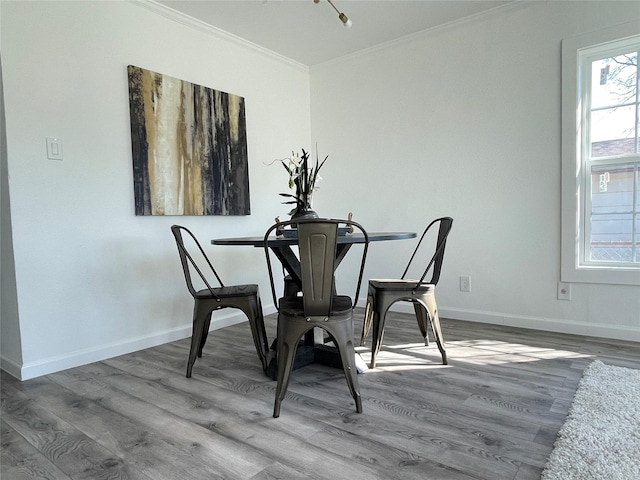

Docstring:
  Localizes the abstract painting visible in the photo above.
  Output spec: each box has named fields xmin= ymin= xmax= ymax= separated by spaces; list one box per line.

xmin=127 ymin=65 xmax=250 ymax=215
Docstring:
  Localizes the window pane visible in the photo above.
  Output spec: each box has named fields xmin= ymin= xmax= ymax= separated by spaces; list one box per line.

xmin=590 ymin=52 xmax=639 ymax=158
xmin=636 ymin=215 xmax=640 ymax=262
xmin=590 ymin=164 xmax=636 ymax=262
xmin=637 ymin=165 xmax=640 ymax=209
xmin=589 ymin=218 xmax=634 ymax=262
xmin=591 ymin=105 xmax=636 ymax=157
xmin=591 ymin=164 xmax=634 ymax=213
xmin=591 ymin=54 xmax=637 ymax=110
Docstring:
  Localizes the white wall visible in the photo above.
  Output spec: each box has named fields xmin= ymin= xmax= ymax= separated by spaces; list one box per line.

xmin=1 ymin=0 xmax=311 ymax=379
xmin=2 ymin=44 xmax=24 ymax=375
xmin=310 ymin=1 xmax=640 ymax=340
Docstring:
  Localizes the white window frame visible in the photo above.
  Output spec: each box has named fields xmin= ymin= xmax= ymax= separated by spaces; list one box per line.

xmin=561 ymin=21 xmax=640 ymax=286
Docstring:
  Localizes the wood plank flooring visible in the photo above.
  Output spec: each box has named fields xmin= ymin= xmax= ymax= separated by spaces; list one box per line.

xmin=3 ymin=310 xmax=640 ymax=479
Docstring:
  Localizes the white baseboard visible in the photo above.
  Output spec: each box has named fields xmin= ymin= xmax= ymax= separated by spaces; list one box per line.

xmin=1 ymin=357 xmax=22 ymax=380
xmin=382 ymin=302 xmax=640 ymax=343
xmin=3 ymin=309 xmax=266 ymax=381
xmin=354 ymin=296 xmax=639 ymax=342
xmin=6 ymin=302 xmax=634 ymax=381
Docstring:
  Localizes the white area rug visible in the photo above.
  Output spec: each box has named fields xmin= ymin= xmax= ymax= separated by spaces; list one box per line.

xmin=541 ymin=360 xmax=640 ymax=480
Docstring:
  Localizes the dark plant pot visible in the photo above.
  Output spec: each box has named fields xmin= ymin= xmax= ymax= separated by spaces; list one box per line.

xmin=291 ymin=209 xmax=319 ymax=222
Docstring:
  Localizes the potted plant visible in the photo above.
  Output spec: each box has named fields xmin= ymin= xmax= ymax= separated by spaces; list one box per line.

xmin=279 ymin=148 xmax=327 ymax=220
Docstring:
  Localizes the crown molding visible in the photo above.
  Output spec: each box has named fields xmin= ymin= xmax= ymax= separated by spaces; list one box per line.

xmin=128 ymin=0 xmax=309 ymax=72
xmin=310 ymin=0 xmax=531 ymax=70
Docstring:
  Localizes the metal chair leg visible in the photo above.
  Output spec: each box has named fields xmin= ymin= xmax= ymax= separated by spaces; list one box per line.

xmin=360 ymin=292 xmax=374 ymax=346
xmin=326 ymin=322 xmax=362 ymax=414
xmin=423 ymin=293 xmax=447 ymax=365
xmin=187 ymin=305 xmax=210 ymax=378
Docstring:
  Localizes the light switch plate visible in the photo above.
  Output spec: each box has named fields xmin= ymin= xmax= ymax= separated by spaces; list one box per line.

xmin=46 ymin=137 xmax=63 ymax=160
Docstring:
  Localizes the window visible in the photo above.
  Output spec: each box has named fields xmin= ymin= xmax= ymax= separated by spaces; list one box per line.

xmin=561 ymin=22 xmax=640 ymax=285
xmin=587 ymin=45 xmax=639 ymax=265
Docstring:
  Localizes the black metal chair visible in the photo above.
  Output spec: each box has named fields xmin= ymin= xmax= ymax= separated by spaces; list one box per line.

xmin=264 ymin=218 xmax=369 ymax=418
xmin=360 ymin=217 xmax=453 ymax=368
xmin=171 ymin=225 xmax=269 ymax=378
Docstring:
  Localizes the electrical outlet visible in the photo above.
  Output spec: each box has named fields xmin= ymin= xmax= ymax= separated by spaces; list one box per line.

xmin=557 ymin=282 xmax=571 ymax=301
xmin=460 ymin=276 xmax=471 ymax=292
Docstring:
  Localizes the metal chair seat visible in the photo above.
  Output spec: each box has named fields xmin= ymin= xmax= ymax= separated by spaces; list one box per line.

xmin=278 ymin=295 xmax=353 ymax=317
xmin=193 ymin=284 xmax=260 ymax=299
xmin=368 ymin=279 xmax=436 ymax=292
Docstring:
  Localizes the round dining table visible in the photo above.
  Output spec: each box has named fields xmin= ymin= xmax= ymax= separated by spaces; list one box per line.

xmin=212 ymin=231 xmax=416 ymax=378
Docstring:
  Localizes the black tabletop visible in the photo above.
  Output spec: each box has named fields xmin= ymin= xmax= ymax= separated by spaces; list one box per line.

xmin=212 ymin=232 xmax=416 ymax=247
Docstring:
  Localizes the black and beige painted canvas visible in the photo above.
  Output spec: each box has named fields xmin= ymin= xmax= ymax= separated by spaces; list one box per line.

xmin=127 ymin=65 xmax=250 ymax=215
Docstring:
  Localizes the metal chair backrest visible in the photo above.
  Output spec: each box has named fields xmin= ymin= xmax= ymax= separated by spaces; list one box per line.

xmin=171 ymin=225 xmax=224 ymax=298
xmin=298 ymin=220 xmax=339 ymax=316
xmin=264 ymin=218 xmax=369 ymax=317
xmin=401 ymin=217 xmax=453 ymax=286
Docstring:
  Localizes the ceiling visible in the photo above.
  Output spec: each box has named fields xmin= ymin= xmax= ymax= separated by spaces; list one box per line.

xmin=155 ymin=0 xmax=513 ymax=66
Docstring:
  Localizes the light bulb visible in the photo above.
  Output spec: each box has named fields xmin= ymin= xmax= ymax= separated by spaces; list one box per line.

xmin=338 ymin=12 xmax=352 ymax=27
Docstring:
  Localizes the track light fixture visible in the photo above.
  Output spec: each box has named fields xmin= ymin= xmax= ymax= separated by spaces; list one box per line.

xmin=314 ymin=0 xmax=352 ymax=28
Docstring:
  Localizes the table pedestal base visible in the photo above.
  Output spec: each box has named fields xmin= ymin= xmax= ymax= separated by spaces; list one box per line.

xmin=264 ymin=342 xmax=368 ymax=380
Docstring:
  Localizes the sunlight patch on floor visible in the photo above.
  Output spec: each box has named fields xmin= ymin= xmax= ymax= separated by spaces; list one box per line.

xmin=356 ymin=339 xmax=592 ymax=369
